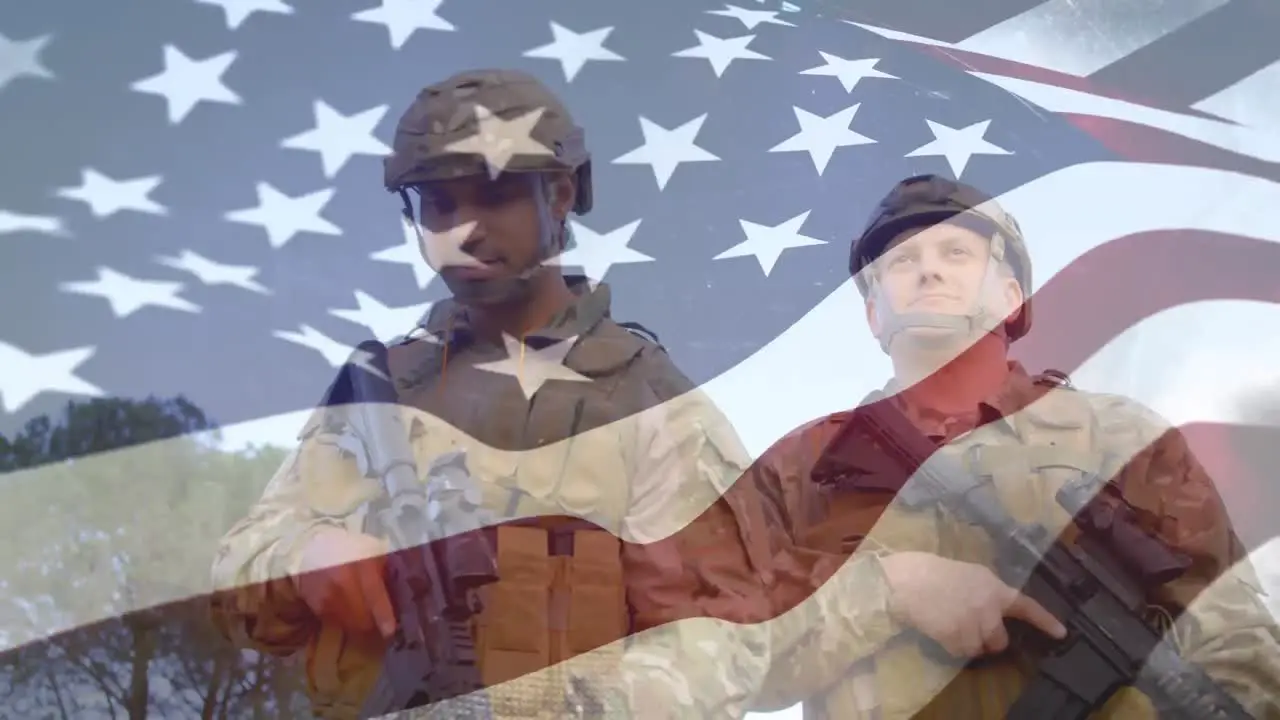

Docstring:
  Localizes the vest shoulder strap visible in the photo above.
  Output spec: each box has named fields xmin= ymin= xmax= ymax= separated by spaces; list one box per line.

xmin=1033 ymin=368 xmax=1075 ymax=390
xmin=617 ymin=321 xmax=665 ymax=352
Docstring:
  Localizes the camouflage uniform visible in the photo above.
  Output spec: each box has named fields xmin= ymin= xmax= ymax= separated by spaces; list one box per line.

xmin=210 ymin=276 xmax=781 ymax=719
xmin=744 ymin=175 xmax=1280 ymax=719
xmin=209 ymin=69 xmax=779 ymax=719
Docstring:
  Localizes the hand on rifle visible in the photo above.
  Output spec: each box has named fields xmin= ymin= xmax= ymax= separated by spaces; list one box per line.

xmin=295 ymin=526 xmax=398 ymax=640
xmin=882 ymin=551 xmax=1067 ymax=658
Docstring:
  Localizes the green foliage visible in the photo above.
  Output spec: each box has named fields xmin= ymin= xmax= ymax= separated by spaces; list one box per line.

xmin=0 ymin=396 xmax=307 ymax=718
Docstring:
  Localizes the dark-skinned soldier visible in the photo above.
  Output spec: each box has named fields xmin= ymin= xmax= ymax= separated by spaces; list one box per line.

xmin=209 ymin=69 xmax=780 ymax=720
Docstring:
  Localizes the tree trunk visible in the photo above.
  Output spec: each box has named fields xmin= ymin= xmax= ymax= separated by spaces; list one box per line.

xmin=45 ymin=668 xmax=71 ymax=719
xmin=200 ymin=652 xmax=229 ymax=720
xmin=124 ymin=616 xmax=156 ymax=719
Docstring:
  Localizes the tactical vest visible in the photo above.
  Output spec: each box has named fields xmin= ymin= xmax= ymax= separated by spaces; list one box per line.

xmin=297 ymin=330 xmax=652 ymax=719
xmin=801 ymin=380 xmax=1161 ymax=720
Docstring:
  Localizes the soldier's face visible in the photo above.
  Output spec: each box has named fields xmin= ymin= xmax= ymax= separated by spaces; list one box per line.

xmin=412 ymin=172 xmax=575 ymax=283
xmin=865 ymin=222 xmax=1022 ymax=330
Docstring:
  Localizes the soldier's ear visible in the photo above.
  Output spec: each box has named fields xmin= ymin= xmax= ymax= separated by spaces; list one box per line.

xmin=865 ymin=295 xmax=881 ymax=337
xmin=549 ymin=172 xmax=575 ymax=223
xmin=1000 ymin=274 xmax=1024 ymax=318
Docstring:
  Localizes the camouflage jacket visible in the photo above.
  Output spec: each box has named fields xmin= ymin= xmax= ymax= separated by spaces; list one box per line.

xmin=208 ymin=277 xmax=779 ymax=719
xmin=742 ymin=362 xmax=1280 ymax=719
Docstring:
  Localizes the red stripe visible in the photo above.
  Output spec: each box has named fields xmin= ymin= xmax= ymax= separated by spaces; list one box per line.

xmin=1064 ymin=114 xmax=1280 ymax=182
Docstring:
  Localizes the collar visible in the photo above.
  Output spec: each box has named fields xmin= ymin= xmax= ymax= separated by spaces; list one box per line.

xmin=880 ymin=361 xmax=1043 ymax=440
xmin=417 ymin=274 xmax=613 ymax=347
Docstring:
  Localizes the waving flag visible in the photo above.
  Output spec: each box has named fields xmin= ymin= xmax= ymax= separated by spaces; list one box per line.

xmin=2 ymin=0 xmax=1279 ymax=717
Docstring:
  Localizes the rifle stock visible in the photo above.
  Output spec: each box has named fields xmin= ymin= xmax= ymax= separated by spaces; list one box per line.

xmin=813 ymin=391 xmax=1254 ymax=720
xmin=322 ymin=341 xmax=499 ymax=718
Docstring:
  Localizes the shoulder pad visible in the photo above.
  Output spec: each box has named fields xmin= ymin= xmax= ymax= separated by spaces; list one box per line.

xmin=617 ymin=321 xmax=665 ymax=352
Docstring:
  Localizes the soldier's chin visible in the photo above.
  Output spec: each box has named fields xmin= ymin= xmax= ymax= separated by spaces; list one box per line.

xmin=443 ymin=276 xmax=524 ymax=307
xmin=897 ymin=326 xmax=969 ymax=351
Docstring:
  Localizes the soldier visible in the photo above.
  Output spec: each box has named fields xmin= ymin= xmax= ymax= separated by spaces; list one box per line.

xmin=208 ymin=68 xmax=781 ymax=719
xmin=743 ymin=174 xmax=1280 ymax=719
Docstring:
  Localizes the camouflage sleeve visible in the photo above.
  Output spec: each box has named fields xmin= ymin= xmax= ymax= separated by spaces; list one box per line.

xmin=208 ymin=417 xmax=359 ymax=658
xmin=561 ymin=379 xmax=777 ymax=719
xmin=743 ymin=449 xmax=904 ymax=712
xmin=1098 ymin=394 xmax=1280 ymax=719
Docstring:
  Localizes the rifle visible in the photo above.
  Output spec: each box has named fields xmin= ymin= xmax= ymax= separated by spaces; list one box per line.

xmin=319 ymin=340 xmax=499 ymax=718
xmin=812 ymin=389 xmax=1255 ymax=720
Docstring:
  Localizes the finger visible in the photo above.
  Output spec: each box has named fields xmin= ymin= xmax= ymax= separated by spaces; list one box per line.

xmin=295 ymin=573 xmax=326 ymax=618
xmin=938 ymin=634 xmax=966 ymax=659
xmin=307 ymin=567 xmax=346 ymax=619
xmin=335 ymin=564 xmax=377 ymax=635
xmin=947 ymin=620 xmax=980 ymax=659
xmin=358 ymin=560 xmax=398 ymax=639
xmin=960 ymin=623 xmax=985 ymax=658
xmin=982 ymin=614 xmax=1010 ymax=654
xmin=1005 ymin=592 xmax=1067 ymax=639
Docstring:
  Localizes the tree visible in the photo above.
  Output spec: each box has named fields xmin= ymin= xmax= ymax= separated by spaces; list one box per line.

xmin=0 ymin=396 xmax=308 ymax=718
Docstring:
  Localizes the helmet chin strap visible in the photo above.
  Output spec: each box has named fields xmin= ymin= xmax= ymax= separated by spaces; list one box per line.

xmin=871 ymin=249 xmax=1011 ymax=355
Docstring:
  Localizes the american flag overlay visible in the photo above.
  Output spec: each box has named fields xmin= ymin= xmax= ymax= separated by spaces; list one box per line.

xmin=2 ymin=0 xmax=1279 ymax=717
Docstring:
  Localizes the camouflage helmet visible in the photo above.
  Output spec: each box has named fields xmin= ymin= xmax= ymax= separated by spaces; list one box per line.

xmin=383 ymin=68 xmax=593 ymax=214
xmin=849 ymin=174 xmax=1033 ymax=340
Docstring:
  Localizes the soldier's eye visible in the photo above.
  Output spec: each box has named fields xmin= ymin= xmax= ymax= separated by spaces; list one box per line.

xmin=419 ymin=196 xmax=454 ymax=216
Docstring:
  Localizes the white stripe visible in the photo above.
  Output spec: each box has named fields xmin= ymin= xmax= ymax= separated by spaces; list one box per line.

xmin=955 ymin=0 xmax=1227 ymax=77
xmin=1192 ymin=57 xmax=1280 ymax=130
xmin=851 ymin=1 xmax=1227 ymax=78
xmin=968 ymin=71 xmax=1280 ymax=163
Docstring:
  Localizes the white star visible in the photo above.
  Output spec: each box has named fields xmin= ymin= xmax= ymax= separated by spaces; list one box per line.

xmin=769 ymin=103 xmax=876 ymax=175
xmin=613 ymin=114 xmax=720 ymax=190
xmin=707 ymin=4 xmax=796 ymax=30
xmin=130 ymin=45 xmax=241 ymax=124
xmin=474 ymin=334 xmax=592 ymax=400
xmin=672 ymin=30 xmax=770 ymax=77
xmin=193 ymin=0 xmax=293 ymax=30
xmin=905 ymin=119 xmax=1013 ymax=178
xmin=523 ymin=21 xmax=625 ymax=82
xmin=371 ymin=216 xmax=438 ymax=289
xmin=59 ymin=267 xmax=201 ymax=318
xmin=0 ymin=209 xmax=67 ymax=237
xmin=547 ymin=219 xmax=654 ymax=281
xmin=445 ymin=105 xmax=555 ymax=179
xmin=714 ymin=211 xmax=826 ymax=276
xmin=799 ymin=52 xmax=898 ymax=93
xmin=0 ymin=32 xmax=54 ymax=93
xmin=281 ymin=100 xmax=391 ymax=179
xmin=155 ymin=249 xmax=270 ymax=294
xmin=55 ymin=168 xmax=167 ymax=218
xmin=329 ymin=290 xmax=432 ymax=343
xmin=224 ymin=182 xmax=341 ymax=249
xmin=0 ymin=340 xmax=103 ymax=413
xmin=352 ymin=0 xmax=455 ymax=50
xmin=274 ymin=325 xmax=382 ymax=374
xmin=421 ymin=220 xmax=485 ymax=272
